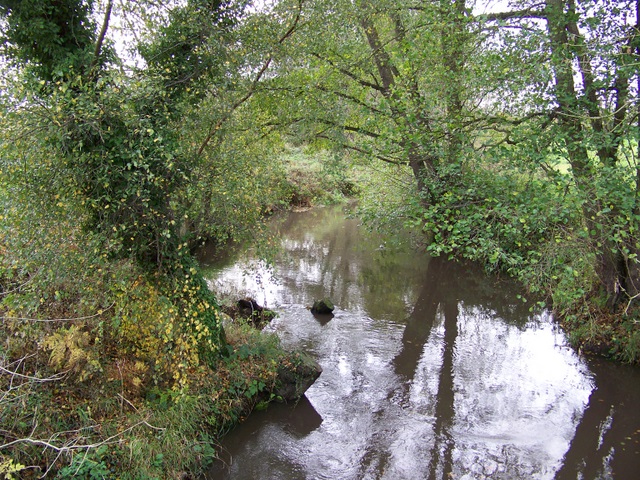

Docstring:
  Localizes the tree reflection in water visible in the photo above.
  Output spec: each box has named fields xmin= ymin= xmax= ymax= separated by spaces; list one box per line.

xmin=204 ymin=205 xmax=640 ymax=480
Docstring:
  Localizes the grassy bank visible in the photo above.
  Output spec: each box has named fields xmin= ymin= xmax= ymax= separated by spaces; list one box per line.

xmin=0 ymin=269 xmax=284 ymax=479
xmin=280 ymin=147 xmax=360 ymax=208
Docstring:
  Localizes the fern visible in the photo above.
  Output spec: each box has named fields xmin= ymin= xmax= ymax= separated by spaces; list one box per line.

xmin=43 ymin=324 xmax=98 ymax=381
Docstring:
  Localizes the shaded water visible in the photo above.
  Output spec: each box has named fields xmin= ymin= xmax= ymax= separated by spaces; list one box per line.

xmin=202 ymin=205 xmax=640 ymax=479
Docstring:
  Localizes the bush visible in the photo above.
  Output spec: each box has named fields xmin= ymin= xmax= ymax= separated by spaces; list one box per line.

xmin=282 ymin=146 xmax=360 ymax=207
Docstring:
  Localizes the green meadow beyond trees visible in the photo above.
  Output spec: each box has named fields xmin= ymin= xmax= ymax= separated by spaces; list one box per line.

xmin=1 ymin=0 xmax=639 ymax=478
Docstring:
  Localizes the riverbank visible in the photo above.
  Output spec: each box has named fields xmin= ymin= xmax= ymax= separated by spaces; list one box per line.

xmin=0 ymin=143 xmax=361 ymax=478
xmin=0 ymin=148 xmax=352 ymax=478
xmin=2 ymin=146 xmax=637 ymax=478
xmin=0 ymin=275 xmax=322 ymax=479
xmin=1 ymin=208 xmax=636 ymax=479
xmin=557 ymin=303 xmax=640 ymax=364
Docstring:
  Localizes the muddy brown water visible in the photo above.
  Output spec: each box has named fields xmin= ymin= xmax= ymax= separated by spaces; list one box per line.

xmin=201 ymin=205 xmax=640 ymax=480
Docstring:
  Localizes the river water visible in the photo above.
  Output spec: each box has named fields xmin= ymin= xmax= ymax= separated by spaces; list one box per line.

xmin=202 ymin=205 xmax=640 ymax=480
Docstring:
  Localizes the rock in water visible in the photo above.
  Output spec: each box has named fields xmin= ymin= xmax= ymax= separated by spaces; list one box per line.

xmin=234 ymin=297 xmax=276 ymax=328
xmin=275 ymin=351 xmax=322 ymax=401
xmin=310 ymin=298 xmax=334 ymax=314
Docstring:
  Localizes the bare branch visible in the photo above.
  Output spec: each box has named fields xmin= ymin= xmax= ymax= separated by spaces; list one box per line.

xmin=0 ymin=365 xmax=68 ymax=383
xmin=0 ymin=418 xmax=156 ymax=453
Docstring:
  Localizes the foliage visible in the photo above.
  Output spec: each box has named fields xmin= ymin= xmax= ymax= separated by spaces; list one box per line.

xmin=356 ymin=162 xmax=421 ymax=238
xmin=0 ymin=0 xmax=232 ymax=352
xmin=0 ymin=0 xmax=296 ymax=476
xmin=111 ymin=264 xmax=223 ymax=390
xmin=55 ymin=446 xmax=112 ymax=479
xmin=114 ymin=323 xmax=283 ymax=479
xmin=137 ymin=0 xmax=243 ymax=100
xmin=281 ymin=146 xmax=359 ymax=207
xmin=43 ymin=324 xmax=101 ymax=382
xmin=0 ymin=457 xmax=26 ymax=480
xmin=176 ymin=121 xmax=292 ymax=246
xmin=1 ymin=283 xmax=287 ymax=478
xmin=256 ymin=0 xmax=640 ymax=361
xmin=262 ymin=0 xmax=455 ymax=172
xmin=0 ymin=0 xmax=99 ymax=81
xmin=1 ymin=0 xmax=640 ymax=476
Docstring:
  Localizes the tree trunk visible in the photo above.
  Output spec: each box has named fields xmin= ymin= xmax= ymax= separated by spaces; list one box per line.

xmin=359 ymin=6 xmax=440 ymax=205
xmin=440 ymin=0 xmax=467 ymax=167
xmin=408 ymin=147 xmax=438 ymax=208
xmin=628 ymin=0 xmax=640 ymax=304
xmin=545 ymin=0 xmax=626 ymax=308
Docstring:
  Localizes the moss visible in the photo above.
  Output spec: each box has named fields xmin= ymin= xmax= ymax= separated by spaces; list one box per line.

xmin=274 ymin=351 xmax=322 ymax=401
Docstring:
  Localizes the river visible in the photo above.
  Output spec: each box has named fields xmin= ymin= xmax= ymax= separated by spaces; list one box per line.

xmin=201 ymin=205 xmax=640 ymax=480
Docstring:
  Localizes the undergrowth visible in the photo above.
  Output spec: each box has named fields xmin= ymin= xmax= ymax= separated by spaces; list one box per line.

xmin=281 ymin=146 xmax=360 ymax=208
xmin=0 ymin=144 xmax=356 ymax=478
xmin=0 ymin=256 xmax=287 ymax=479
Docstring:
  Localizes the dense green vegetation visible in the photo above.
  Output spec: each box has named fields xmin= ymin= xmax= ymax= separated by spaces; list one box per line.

xmin=260 ymin=0 xmax=640 ymax=359
xmin=1 ymin=0 xmax=639 ymax=477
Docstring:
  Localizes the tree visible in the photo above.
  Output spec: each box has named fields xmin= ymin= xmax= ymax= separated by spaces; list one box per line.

xmin=257 ymin=0 xmax=476 ymax=204
xmin=0 ymin=0 xmax=100 ymax=80
xmin=0 ymin=0 xmax=243 ymax=361
xmin=480 ymin=0 xmax=640 ymax=310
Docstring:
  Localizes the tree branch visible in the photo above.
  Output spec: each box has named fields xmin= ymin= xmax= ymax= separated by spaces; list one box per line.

xmin=479 ymin=6 xmax=546 ymax=22
xmin=0 ymin=301 xmax=115 ymax=323
xmin=313 ymin=117 xmax=382 ymax=140
xmin=315 ymin=85 xmax=390 ymax=117
xmin=0 ymin=364 xmax=68 ymax=383
xmin=310 ymin=53 xmax=384 ymax=92
xmin=90 ymin=0 xmax=113 ymax=74
xmin=316 ymin=137 xmax=403 ymax=165
xmin=0 ymin=419 xmax=158 ymax=454
xmin=359 ymin=15 xmax=399 ymax=95
xmin=196 ymin=0 xmax=304 ymax=156
xmin=482 ymin=110 xmax=556 ymax=128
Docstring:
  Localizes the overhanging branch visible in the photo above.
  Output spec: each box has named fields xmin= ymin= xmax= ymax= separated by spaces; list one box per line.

xmin=478 ymin=6 xmax=546 ymax=22
xmin=315 ymin=85 xmax=390 ymax=117
xmin=196 ymin=0 xmax=304 ymax=156
xmin=310 ymin=52 xmax=384 ymax=92
xmin=314 ymin=117 xmax=382 ymax=140
xmin=316 ymin=134 xmax=403 ymax=165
